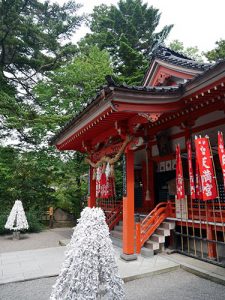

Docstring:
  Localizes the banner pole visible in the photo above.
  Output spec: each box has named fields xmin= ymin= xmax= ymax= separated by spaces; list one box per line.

xmin=207 ymin=135 xmax=220 ymax=261
xmin=185 ymin=195 xmax=190 ymax=253
xmin=180 ymin=197 xmax=184 ymax=252
xmin=187 ymin=140 xmax=196 ymax=256
xmin=216 ymin=132 xmax=225 ymax=242
xmin=195 ymin=136 xmax=204 ymax=258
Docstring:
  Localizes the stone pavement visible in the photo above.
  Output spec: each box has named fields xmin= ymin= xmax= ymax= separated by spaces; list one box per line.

xmin=1 ymin=269 xmax=225 ymax=300
xmin=163 ymin=252 xmax=225 ymax=286
xmin=0 ymin=246 xmax=179 ymax=285
xmin=0 ymin=228 xmax=74 ymax=253
xmin=1 ymin=245 xmax=225 ymax=287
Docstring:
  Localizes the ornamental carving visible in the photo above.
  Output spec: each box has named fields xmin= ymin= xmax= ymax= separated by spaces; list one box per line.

xmin=138 ymin=112 xmax=162 ymax=123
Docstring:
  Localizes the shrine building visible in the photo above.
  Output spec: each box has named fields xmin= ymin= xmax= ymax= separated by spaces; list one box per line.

xmin=50 ymin=46 xmax=225 ymax=265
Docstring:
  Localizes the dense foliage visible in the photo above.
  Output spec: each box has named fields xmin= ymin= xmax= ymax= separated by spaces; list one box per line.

xmin=169 ymin=40 xmax=203 ymax=62
xmin=34 ymin=46 xmax=113 ymax=143
xmin=80 ymin=0 xmax=173 ymax=85
xmin=204 ymin=39 xmax=225 ymax=62
xmin=0 ymin=0 xmax=83 ymax=144
xmin=1 ymin=0 xmax=223 ymax=233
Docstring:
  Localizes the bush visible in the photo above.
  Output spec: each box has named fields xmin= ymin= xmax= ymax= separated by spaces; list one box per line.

xmin=0 ymin=209 xmax=45 ymax=235
xmin=0 ymin=212 xmax=10 ymax=235
xmin=26 ymin=209 xmax=45 ymax=233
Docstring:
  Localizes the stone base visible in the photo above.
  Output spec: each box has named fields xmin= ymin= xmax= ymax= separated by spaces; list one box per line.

xmin=13 ymin=231 xmax=20 ymax=240
xmin=120 ymin=253 xmax=137 ymax=261
xmin=141 ymin=248 xmax=154 ymax=258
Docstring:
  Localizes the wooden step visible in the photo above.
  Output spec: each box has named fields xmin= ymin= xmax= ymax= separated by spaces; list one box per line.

xmin=150 ymin=234 xmax=165 ymax=243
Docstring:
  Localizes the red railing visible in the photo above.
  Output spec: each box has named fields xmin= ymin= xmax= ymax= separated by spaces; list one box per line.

xmin=105 ymin=202 xmax=123 ymax=231
xmin=169 ymin=199 xmax=225 ymax=224
xmin=136 ymin=201 xmax=172 ymax=253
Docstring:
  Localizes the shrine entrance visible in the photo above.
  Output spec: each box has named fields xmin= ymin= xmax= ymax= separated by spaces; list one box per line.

xmin=50 ymin=45 xmax=225 ymax=261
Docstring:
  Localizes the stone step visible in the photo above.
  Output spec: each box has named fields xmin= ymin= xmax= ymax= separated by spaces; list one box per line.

xmin=59 ymin=239 xmax=70 ymax=246
xmin=144 ymin=240 xmax=160 ymax=250
xmin=155 ymin=227 xmax=170 ymax=236
xmin=161 ymin=221 xmax=175 ymax=230
xmin=150 ymin=234 xmax=165 ymax=243
xmin=141 ymin=247 xmax=154 ymax=257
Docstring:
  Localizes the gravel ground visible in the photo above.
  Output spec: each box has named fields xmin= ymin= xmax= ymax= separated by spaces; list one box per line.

xmin=0 ymin=269 xmax=224 ymax=300
xmin=0 ymin=228 xmax=73 ymax=253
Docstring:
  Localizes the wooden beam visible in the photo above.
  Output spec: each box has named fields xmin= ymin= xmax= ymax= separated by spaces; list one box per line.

xmin=113 ymin=100 xmax=184 ymax=113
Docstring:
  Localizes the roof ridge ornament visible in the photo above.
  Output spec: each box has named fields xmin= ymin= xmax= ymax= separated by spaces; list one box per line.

xmin=105 ymin=75 xmax=116 ymax=86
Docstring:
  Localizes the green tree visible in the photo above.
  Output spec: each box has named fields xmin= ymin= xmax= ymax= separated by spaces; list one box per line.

xmin=53 ymin=152 xmax=88 ymax=218
xmin=204 ymin=39 xmax=225 ymax=62
xmin=80 ymin=0 xmax=173 ymax=85
xmin=168 ymin=40 xmax=203 ymax=62
xmin=0 ymin=0 xmax=83 ymax=144
xmin=33 ymin=46 xmax=113 ymax=144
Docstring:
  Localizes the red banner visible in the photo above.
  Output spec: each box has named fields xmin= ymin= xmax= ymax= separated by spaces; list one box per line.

xmin=195 ymin=159 xmax=203 ymax=200
xmin=187 ymin=140 xmax=196 ymax=200
xmin=195 ymin=136 xmax=218 ymax=201
xmin=176 ymin=144 xmax=185 ymax=200
xmin=218 ymin=131 xmax=225 ymax=188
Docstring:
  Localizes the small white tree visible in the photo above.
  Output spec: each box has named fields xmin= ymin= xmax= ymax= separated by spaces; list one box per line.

xmin=5 ymin=200 xmax=29 ymax=231
xmin=50 ymin=207 xmax=125 ymax=300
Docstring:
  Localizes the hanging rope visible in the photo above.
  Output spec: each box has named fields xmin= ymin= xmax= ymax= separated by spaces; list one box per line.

xmin=85 ymin=135 xmax=132 ymax=177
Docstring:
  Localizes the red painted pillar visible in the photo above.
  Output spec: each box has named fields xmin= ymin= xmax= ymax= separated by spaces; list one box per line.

xmin=88 ymin=167 xmax=96 ymax=208
xmin=121 ymin=150 xmax=137 ymax=260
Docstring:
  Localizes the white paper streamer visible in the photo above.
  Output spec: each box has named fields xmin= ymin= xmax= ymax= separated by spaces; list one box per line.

xmin=50 ymin=207 xmax=125 ymax=300
xmin=5 ymin=200 xmax=29 ymax=231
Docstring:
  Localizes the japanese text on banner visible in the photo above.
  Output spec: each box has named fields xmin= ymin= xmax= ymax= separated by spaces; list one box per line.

xmin=176 ymin=144 xmax=185 ymax=200
xmin=218 ymin=132 xmax=225 ymax=188
xmin=195 ymin=137 xmax=218 ymax=201
xmin=187 ymin=140 xmax=196 ymax=200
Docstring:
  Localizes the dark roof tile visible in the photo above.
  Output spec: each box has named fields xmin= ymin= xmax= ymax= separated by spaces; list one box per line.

xmin=153 ymin=45 xmax=212 ymax=71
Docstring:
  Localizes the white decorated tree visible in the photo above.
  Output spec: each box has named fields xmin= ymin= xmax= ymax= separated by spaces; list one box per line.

xmin=50 ymin=207 xmax=125 ymax=300
xmin=5 ymin=200 xmax=29 ymax=231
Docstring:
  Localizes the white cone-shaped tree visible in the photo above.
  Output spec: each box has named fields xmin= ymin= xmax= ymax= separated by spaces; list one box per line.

xmin=50 ymin=207 xmax=125 ymax=300
xmin=5 ymin=200 xmax=29 ymax=231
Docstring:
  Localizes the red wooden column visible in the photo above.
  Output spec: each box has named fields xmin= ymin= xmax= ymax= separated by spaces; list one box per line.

xmin=121 ymin=149 xmax=137 ymax=260
xmin=88 ymin=166 xmax=96 ymax=208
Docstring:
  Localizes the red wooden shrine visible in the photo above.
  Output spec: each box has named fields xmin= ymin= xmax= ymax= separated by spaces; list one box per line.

xmin=50 ymin=46 xmax=225 ymax=263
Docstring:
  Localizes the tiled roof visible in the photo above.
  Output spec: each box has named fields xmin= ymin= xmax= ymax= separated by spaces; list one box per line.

xmin=110 ymin=83 xmax=180 ymax=93
xmin=49 ymin=83 xmax=181 ymax=145
xmin=49 ymin=46 xmax=222 ymax=146
xmin=153 ymin=45 xmax=212 ymax=71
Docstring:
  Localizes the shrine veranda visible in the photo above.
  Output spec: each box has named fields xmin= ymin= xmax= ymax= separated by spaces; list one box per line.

xmin=50 ymin=46 xmax=225 ymax=266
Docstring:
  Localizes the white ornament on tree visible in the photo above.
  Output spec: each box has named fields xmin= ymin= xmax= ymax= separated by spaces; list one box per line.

xmin=50 ymin=207 xmax=125 ymax=300
xmin=5 ymin=200 xmax=29 ymax=231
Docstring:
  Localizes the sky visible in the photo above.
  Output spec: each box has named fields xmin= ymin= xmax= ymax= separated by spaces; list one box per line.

xmin=55 ymin=0 xmax=225 ymax=52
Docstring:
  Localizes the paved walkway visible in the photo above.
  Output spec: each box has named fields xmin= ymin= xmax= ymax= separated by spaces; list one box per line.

xmin=163 ymin=252 xmax=225 ymax=286
xmin=0 ymin=246 xmax=179 ymax=285
xmin=0 ymin=228 xmax=73 ymax=253
xmin=1 ymin=269 xmax=225 ymax=300
xmin=1 ymin=244 xmax=225 ymax=286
